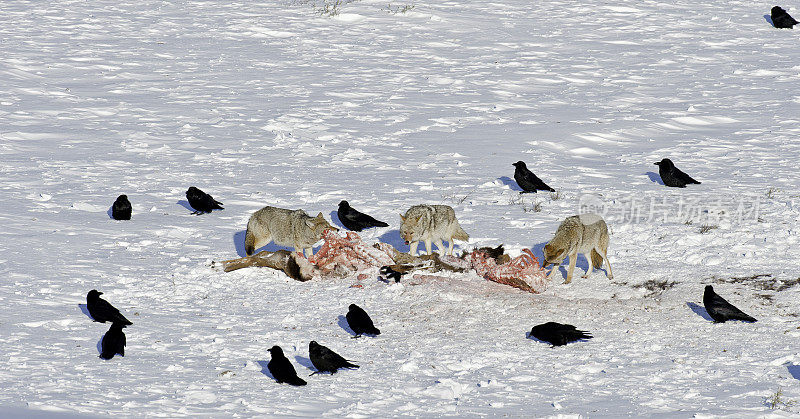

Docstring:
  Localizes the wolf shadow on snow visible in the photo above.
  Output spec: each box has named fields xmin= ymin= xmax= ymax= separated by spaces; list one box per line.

xmin=232 ymin=230 xmax=325 ymax=258
xmin=530 ymin=241 xmax=611 ymax=281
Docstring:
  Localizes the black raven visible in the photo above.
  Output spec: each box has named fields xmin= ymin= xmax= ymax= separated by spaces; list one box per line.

xmin=111 ymin=195 xmax=132 ymax=220
xmin=512 ymin=161 xmax=555 ymax=193
xmin=99 ymin=323 xmax=126 ymax=360
xmin=309 ymin=341 xmax=359 ymax=375
xmin=267 ymin=346 xmax=307 ymax=386
xmin=654 ymin=158 xmax=701 ymax=188
xmin=185 ymin=186 xmax=223 ymax=214
xmin=703 ymin=285 xmax=757 ymax=323
xmin=337 ymin=200 xmax=389 ymax=232
xmin=346 ymin=304 xmax=381 ymax=337
xmin=86 ymin=290 xmax=133 ymax=326
xmin=529 ymin=322 xmax=592 ymax=346
xmin=772 ymin=6 xmax=799 ymax=28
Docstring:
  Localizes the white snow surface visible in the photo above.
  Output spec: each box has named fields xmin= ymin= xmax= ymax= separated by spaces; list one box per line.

xmin=2 ymin=0 xmax=800 ymax=416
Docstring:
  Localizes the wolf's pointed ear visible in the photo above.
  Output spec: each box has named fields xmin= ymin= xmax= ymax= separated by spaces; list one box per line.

xmin=316 ymin=212 xmax=324 ymax=219
xmin=399 ymin=214 xmax=406 ymax=222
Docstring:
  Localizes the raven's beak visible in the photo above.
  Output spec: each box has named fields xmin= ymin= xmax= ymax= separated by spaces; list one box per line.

xmin=653 ymin=162 xmax=659 ymax=165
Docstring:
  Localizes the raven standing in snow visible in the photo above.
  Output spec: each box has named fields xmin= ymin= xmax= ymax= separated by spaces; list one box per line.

xmin=185 ymin=186 xmax=224 ymax=214
xmin=86 ymin=290 xmax=133 ymax=326
xmin=512 ymin=161 xmax=555 ymax=193
xmin=703 ymin=285 xmax=757 ymax=323
xmin=99 ymin=323 xmax=126 ymax=360
xmin=771 ymin=6 xmax=799 ymax=28
xmin=654 ymin=158 xmax=701 ymax=188
xmin=309 ymin=341 xmax=359 ymax=375
xmin=529 ymin=322 xmax=593 ymax=346
xmin=267 ymin=346 xmax=307 ymax=386
xmin=337 ymin=200 xmax=389 ymax=232
xmin=111 ymin=194 xmax=132 ymax=220
xmin=346 ymin=304 xmax=381 ymax=337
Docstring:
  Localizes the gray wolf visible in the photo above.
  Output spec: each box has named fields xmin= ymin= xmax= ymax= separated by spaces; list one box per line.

xmin=654 ymin=158 xmax=701 ymax=188
xmin=542 ymin=214 xmax=613 ymax=283
xmin=244 ymin=206 xmax=337 ymax=257
xmin=512 ymin=161 xmax=555 ymax=193
xmin=399 ymin=204 xmax=469 ymax=256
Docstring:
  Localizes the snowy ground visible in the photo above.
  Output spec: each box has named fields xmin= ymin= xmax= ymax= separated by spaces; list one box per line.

xmin=1 ymin=0 xmax=800 ymax=416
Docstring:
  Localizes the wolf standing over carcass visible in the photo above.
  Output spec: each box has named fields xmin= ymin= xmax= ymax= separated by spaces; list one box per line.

xmin=244 ymin=206 xmax=338 ymax=257
xmin=542 ymin=214 xmax=613 ymax=283
xmin=399 ymin=204 xmax=469 ymax=256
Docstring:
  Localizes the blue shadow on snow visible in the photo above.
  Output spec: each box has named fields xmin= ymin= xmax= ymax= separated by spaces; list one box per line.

xmin=764 ymin=15 xmax=775 ymax=27
xmin=338 ymin=315 xmax=357 ymax=337
xmin=232 ymin=230 xmax=322 ymax=258
xmin=646 ymin=172 xmax=664 ymax=186
xmin=257 ymin=360 xmax=275 ymax=380
xmin=378 ymin=229 xmax=409 ymax=254
xmin=294 ymin=355 xmax=316 ymax=373
xmin=788 ymin=364 xmax=800 ymax=381
xmin=498 ymin=176 xmax=524 ymax=192
xmin=686 ymin=302 xmax=714 ymax=322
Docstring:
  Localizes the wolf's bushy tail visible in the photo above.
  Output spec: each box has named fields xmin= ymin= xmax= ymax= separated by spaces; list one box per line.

xmin=453 ymin=224 xmax=469 ymax=242
xmin=590 ymin=249 xmax=603 ymax=269
xmin=244 ymin=227 xmax=255 ymax=256
xmin=591 ymin=232 xmax=609 ymax=269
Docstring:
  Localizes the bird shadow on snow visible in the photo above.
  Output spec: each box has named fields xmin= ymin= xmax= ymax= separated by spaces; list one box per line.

xmin=106 ymin=206 xmax=114 ymax=220
xmin=95 ymin=337 xmax=105 ymax=358
xmin=378 ymin=230 xmax=410 ymax=253
xmin=337 ymin=315 xmax=357 ymax=337
xmin=764 ymin=15 xmax=775 ymax=27
xmin=78 ymin=304 xmax=93 ymax=320
xmin=294 ymin=355 xmax=316 ymax=372
xmin=176 ymin=200 xmax=194 ymax=212
xmin=686 ymin=302 xmax=714 ymax=321
xmin=232 ymin=230 xmax=321 ymax=258
xmin=498 ymin=176 xmax=523 ymax=192
xmin=787 ymin=364 xmax=800 ymax=381
xmin=524 ymin=331 xmax=548 ymax=345
xmin=329 ymin=210 xmax=345 ymax=229
xmin=645 ymin=172 xmax=664 ymax=186
xmin=256 ymin=360 xmax=275 ymax=380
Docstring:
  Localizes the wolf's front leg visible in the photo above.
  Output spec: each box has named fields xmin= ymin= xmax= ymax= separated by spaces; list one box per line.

xmin=424 ymin=240 xmax=433 ymax=255
xmin=305 ymin=247 xmax=314 ymax=257
xmin=546 ymin=264 xmax=560 ymax=280
xmin=565 ymin=250 xmax=578 ymax=284
xmin=409 ymin=241 xmax=419 ymax=256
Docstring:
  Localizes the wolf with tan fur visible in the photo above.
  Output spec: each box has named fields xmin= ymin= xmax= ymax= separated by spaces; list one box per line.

xmin=244 ymin=206 xmax=338 ymax=257
xmin=542 ymin=214 xmax=613 ymax=283
xmin=399 ymin=204 xmax=469 ymax=256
